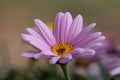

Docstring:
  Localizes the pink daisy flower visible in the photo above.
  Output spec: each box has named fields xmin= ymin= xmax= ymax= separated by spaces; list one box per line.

xmin=96 ymin=40 xmax=120 ymax=76
xmin=21 ymin=12 xmax=105 ymax=64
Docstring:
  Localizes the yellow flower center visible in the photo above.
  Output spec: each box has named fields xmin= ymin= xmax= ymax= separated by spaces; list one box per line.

xmin=51 ymin=43 xmax=73 ymax=57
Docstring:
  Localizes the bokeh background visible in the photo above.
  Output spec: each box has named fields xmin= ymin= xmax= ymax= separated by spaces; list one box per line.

xmin=0 ymin=0 xmax=120 ymax=80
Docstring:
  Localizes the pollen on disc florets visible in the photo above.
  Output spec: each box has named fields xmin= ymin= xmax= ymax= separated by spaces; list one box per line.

xmin=51 ymin=43 xmax=73 ymax=57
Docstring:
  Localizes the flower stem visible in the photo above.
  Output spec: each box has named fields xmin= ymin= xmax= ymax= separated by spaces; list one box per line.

xmin=60 ymin=64 xmax=70 ymax=80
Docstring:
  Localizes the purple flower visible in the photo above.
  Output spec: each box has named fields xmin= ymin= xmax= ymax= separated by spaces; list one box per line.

xmin=21 ymin=12 xmax=105 ymax=64
xmin=96 ymin=40 xmax=120 ymax=76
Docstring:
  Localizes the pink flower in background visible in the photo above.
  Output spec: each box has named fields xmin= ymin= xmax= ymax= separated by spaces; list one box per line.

xmin=96 ymin=40 xmax=120 ymax=76
xmin=21 ymin=12 xmax=105 ymax=64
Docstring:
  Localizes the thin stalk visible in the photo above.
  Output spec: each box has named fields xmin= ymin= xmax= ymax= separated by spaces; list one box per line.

xmin=59 ymin=64 xmax=70 ymax=80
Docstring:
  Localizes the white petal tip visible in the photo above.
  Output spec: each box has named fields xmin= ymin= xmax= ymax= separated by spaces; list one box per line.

xmin=110 ymin=67 xmax=120 ymax=76
xmin=21 ymin=34 xmax=29 ymax=41
xmin=74 ymin=48 xmax=85 ymax=53
xmin=98 ymin=32 xmax=102 ymax=35
xmin=85 ymin=49 xmax=95 ymax=55
xmin=88 ymin=49 xmax=95 ymax=55
xmin=49 ymin=60 xmax=57 ymax=64
xmin=26 ymin=27 xmax=31 ymax=31
xmin=92 ymin=23 xmax=96 ymax=26
xmin=34 ymin=18 xmax=43 ymax=24
xmin=49 ymin=57 xmax=59 ymax=64
xmin=21 ymin=53 xmax=33 ymax=58
xmin=77 ymin=14 xmax=83 ymax=18
xmin=89 ymin=23 xmax=96 ymax=28
xmin=65 ymin=12 xmax=71 ymax=14
xmin=21 ymin=53 xmax=26 ymax=57
xmin=34 ymin=54 xmax=40 ymax=59
xmin=91 ymin=51 xmax=95 ymax=55
xmin=34 ymin=18 xmax=39 ymax=22
xmin=100 ymin=36 xmax=106 ymax=40
xmin=64 ymin=12 xmax=72 ymax=18
xmin=96 ymin=43 xmax=103 ymax=47
xmin=57 ymin=12 xmax=64 ymax=16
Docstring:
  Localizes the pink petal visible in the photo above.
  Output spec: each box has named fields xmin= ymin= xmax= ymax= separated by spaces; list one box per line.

xmin=110 ymin=67 xmax=120 ymax=76
xmin=81 ymin=23 xmax=96 ymax=34
xmin=71 ymin=23 xmax=96 ymax=44
xmin=21 ymin=51 xmax=37 ymax=57
xmin=34 ymin=19 xmax=56 ymax=46
xmin=49 ymin=57 xmax=60 ymax=64
xmin=81 ymin=36 xmax=105 ymax=48
xmin=83 ymin=49 xmax=95 ymax=56
xmin=71 ymin=48 xmax=85 ymax=58
xmin=40 ymin=51 xmax=57 ymax=56
xmin=34 ymin=53 xmax=53 ymax=59
xmin=91 ymin=36 xmax=105 ymax=42
xmin=71 ymin=48 xmax=95 ymax=58
xmin=60 ymin=12 xmax=73 ymax=42
xmin=53 ymin=12 xmax=64 ymax=42
xmin=26 ymin=27 xmax=44 ymax=41
xmin=74 ymin=32 xmax=102 ymax=48
xmin=34 ymin=51 xmax=57 ymax=59
xmin=21 ymin=34 xmax=50 ymax=51
xmin=71 ymin=48 xmax=85 ymax=54
xmin=68 ymin=15 xmax=83 ymax=42
xmin=59 ymin=54 xmax=72 ymax=64
xmin=85 ymin=43 xmax=102 ymax=49
xmin=84 ymin=32 xmax=103 ymax=43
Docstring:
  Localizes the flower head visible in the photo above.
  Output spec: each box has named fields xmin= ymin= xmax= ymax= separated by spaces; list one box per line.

xmin=21 ymin=12 xmax=105 ymax=64
xmin=96 ymin=40 xmax=120 ymax=76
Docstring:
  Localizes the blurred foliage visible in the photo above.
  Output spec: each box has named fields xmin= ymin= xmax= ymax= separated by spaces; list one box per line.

xmin=2 ymin=59 xmax=119 ymax=80
xmin=2 ymin=58 xmax=63 ymax=80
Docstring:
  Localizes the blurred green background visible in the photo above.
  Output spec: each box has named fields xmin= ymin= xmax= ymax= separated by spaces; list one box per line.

xmin=0 ymin=0 xmax=120 ymax=79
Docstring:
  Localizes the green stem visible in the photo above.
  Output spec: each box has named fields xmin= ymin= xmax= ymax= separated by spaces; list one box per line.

xmin=59 ymin=64 xmax=70 ymax=80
